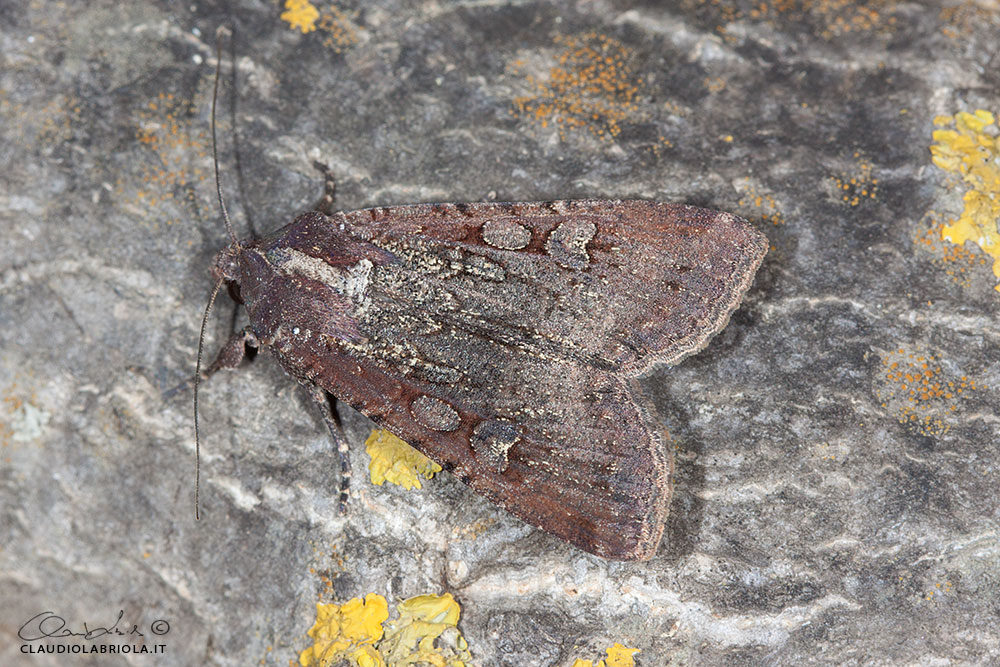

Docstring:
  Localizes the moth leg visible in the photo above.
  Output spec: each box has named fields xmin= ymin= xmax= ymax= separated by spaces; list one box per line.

xmin=312 ymin=161 xmax=337 ymax=215
xmin=167 ymin=326 xmax=258 ymax=398
xmin=204 ymin=326 xmax=259 ymax=377
xmin=308 ymin=385 xmax=351 ymax=515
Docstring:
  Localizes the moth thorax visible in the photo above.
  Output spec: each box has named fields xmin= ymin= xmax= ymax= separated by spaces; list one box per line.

xmin=266 ymin=246 xmax=374 ymax=303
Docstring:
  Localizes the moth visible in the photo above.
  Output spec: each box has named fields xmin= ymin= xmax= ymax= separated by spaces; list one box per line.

xmin=195 ymin=37 xmax=767 ymax=561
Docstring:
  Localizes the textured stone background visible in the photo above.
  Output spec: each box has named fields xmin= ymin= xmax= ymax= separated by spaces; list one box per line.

xmin=2 ymin=1 xmax=998 ymax=665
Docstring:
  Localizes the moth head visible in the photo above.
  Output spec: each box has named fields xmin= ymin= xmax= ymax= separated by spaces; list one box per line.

xmin=210 ymin=243 xmax=245 ymax=304
xmin=211 ymin=243 xmax=242 ymax=283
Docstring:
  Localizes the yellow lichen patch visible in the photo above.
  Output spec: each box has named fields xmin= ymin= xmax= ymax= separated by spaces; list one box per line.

xmin=365 ymin=429 xmax=442 ymax=490
xmin=736 ymin=179 xmax=786 ymax=226
xmin=300 ymin=593 xmax=473 ymax=667
xmin=913 ymin=211 xmax=991 ymax=289
xmin=875 ymin=347 xmax=983 ymax=437
xmin=929 ymin=110 xmax=1000 ymax=291
xmin=605 ymin=644 xmax=642 ymax=667
xmin=571 ymin=643 xmax=641 ymax=667
xmin=378 ymin=593 xmax=473 ymax=666
xmin=280 ymin=1 xmax=360 ymax=52
xmin=282 ymin=0 xmax=320 ymax=33
xmin=299 ymin=594 xmax=389 ymax=667
xmin=351 ymin=645 xmax=386 ymax=667
xmin=510 ymin=32 xmax=641 ymax=141
xmin=831 ymin=151 xmax=879 ymax=207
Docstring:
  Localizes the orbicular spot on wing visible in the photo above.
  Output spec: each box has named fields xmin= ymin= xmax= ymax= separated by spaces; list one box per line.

xmin=481 ymin=218 xmax=532 ymax=250
xmin=410 ymin=395 xmax=461 ymax=432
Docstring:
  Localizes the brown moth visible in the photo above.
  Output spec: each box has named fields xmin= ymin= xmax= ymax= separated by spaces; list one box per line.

xmin=196 ymin=37 xmax=767 ymax=561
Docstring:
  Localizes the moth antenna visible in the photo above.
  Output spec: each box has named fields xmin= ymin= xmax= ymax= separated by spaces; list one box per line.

xmin=212 ymin=26 xmax=239 ymax=246
xmin=195 ymin=27 xmax=240 ymax=520
xmin=227 ymin=30 xmax=257 ymax=239
xmin=194 ymin=275 xmax=226 ymax=521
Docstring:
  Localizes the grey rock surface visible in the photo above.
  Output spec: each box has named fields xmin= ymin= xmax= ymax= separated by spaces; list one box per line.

xmin=1 ymin=1 xmax=998 ymax=665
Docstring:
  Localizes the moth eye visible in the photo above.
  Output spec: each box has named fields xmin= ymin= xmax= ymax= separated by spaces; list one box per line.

xmin=410 ymin=395 xmax=461 ymax=432
xmin=226 ymin=281 xmax=244 ymax=304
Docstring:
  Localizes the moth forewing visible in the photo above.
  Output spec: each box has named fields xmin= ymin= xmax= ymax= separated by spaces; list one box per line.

xmin=212 ymin=198 xmax=765 ymax=560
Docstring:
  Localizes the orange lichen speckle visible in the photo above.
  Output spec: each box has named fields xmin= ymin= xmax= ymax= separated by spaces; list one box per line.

xmin=913 ymin=211 xmax=991 ymax=289
xmin=365 ymin=429 xmax=442 ymax=490
xmin=929 ymin=110 xmax=1000 ymax=292
xmin=647 ymin=134 xmax=675 ymax=159
xmin=814 ymin=441 xmax=849 ymax=462
xmin=811 ymin=0 xmax=895 ymax=39
xmin=451 ymin=516 xmax=498 ymax=542
xmin=571 ymin=643 xmax=641 ymax=667
xmin=831 ymin=151 xmax=879 ymax=206
xmin=940 ymin=2 xmax=1000 ymax=40
xmin=1 ymin=386 xmax=23 ymax=449
xmin=683 ymin=0 xmax=897 ymax=41
xmin=737 ymin=180 xmax=786 ymax=226
xmin=308 ymin=543 xmax=346 ymax=599
xmin=510 ymin=32 xmax=640 ymax=141
xmin=925 ymin=580 xmax=955 ymax=601
xmin=704 ymin=76 xmax=727 ymax=93
xmin=1 ymin=89 xmax=82 ymax=148
xmin=299 ymin=593 xmax=473 ymax=667
xmin=317 ymin=5 xmax=360 ymax=53
xmin=923 ymin=581 xmax=953 ymax=602
xmin=1 ymin=383 xmax=47 ymax=449
xmin=875 ymin=347 xmax=982 ymax=437
xmin=128 ymin=91 xmax=209 ymax=228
